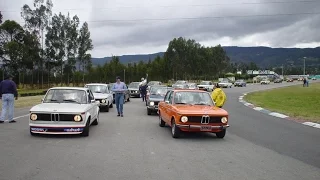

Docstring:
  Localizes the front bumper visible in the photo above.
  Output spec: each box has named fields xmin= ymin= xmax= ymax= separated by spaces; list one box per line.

xmin=29 ymin=124 xmax=85 ymax=134
xmin=147 ymin=105 xmax=158 ymax=111
xmin=176 ymin=124 xmax=229 ymax=132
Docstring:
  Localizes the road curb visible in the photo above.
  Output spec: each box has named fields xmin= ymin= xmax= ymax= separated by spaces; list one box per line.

xmin=239 ymin=93 xmax=320 ymax=130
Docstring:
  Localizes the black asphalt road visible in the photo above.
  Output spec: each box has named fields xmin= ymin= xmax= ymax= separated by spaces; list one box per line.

xmin=0 ymin=81 xmax=319 ymax=180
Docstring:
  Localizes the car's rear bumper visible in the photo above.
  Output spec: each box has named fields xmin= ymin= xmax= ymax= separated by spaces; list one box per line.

xmin=29 ymin=124 xmax=85 ymax=134
xmin=176 ymin=124 xmax=229 ymax=132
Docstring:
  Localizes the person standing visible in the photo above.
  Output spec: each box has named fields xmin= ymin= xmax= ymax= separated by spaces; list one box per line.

xmin=211 ymin=83 xmax=226 ymax=108
xmin=0 ymin=74 xmax=18 ymax=123
xmin=111 ymin=76 xmax=127 ymax=117
xmin=139 ymin=78 xmax=147 ymax=102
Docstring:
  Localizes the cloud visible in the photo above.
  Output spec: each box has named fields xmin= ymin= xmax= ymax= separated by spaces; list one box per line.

xmin=1 ymin=0 xmax=320 ymax=57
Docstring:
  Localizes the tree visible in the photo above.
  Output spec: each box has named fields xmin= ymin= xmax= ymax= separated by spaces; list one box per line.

xmin=77 ymin=22 xmax=93 ymax=82
xmin=21 ymin=0 xmax=53 ymax=87
xmin=0 ymin=11 xmax=3 ymax=24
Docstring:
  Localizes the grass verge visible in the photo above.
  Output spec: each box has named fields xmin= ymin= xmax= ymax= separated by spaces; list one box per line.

xmin=244 ymin=82 xmax=320 ymax=123
xmin=0 ymin=95 xmax=44 ymax=109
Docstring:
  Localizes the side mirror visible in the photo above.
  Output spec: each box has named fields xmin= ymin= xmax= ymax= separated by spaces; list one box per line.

xmin=91 ymin=99 xmax=95 ymax=103
xmin=165 ymin=100 xmax=169 ymax=104
xmin=41 ymin=98 xmax=44 ymax=102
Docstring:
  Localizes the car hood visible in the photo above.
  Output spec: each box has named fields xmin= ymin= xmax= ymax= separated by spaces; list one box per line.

xmin=92 ymin=93 xmax=110 ymax=99
xmin=149 ymin=94 xmax=165 ymax=101
xmin=172 ymin=105 xmax=228 ymax=116
xmin=30 ymin=103 xmax=91 ymax=113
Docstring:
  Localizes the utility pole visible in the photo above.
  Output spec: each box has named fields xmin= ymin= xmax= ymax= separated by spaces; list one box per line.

xmin=303 ymin=57 xmax=306 ymax=75
xmin=124 ymin=69 xmax=126 ymax=83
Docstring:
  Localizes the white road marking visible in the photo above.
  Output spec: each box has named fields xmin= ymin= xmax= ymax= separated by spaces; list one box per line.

xmin=253 ymin=107 xmax=263 ymax=111
xmin=13 ymin=114 xmax=29 ymax=120
xmin=244 ymin=103 xmax=253 ymax=106
xmin=302 ymin=122 xmax=320 ymax=129
xmin=269 ymin=112 xmax=289 ymax=119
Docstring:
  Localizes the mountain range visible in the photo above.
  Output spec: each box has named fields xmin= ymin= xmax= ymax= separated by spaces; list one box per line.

xmin=91 ymin=46 xmax=320 ymax=68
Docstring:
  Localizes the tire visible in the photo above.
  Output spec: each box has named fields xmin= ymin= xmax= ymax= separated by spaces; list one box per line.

xmin=216 ymin=129 xmax=226 ymax=138
xmin=127 ymin=96 xmax=130 ymax=102
xmin=30 ymin=128 xmax=36 ymax=136
xmin=81 ymin=119 xmax=90 ymax=137
xmin=147 ymin=108 xmax=152 ymax=115
xmin=171 ymin=120 xmax=181 ymax=138
xmin=109 ymin=102 xmax=113 ymax=108
xmin=92 ymin=112 xmax=99 ymax=125
xmin=158 ymin=113 xmax=165 ymax=127
xmin=105 ymin=103 xmax=110 ymax=112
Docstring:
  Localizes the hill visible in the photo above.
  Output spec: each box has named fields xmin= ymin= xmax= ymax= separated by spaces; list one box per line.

xmin=91 ymin=46 xmax=320 ymax=68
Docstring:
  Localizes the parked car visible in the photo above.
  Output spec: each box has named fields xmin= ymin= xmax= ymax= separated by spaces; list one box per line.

xmin=158 ymin=89 xmax=229 ymax=138
xmin=29 ymin=87 xmax=100 ymax=136
xmin=187 ymin=83 xmax=199 ymax=90
xmin=234 ymin=79 xmax=247 ymax=87
xmin=312 ymin=77 xmax=316 ymax=80
xmin=286 ymin=78 xmax=294 ymax=82
xmin=107 ymin=83 xmax=130 ymax=104
xmin=274 ymin=78 xmax=283 ymax=83
xmin=260 ymin=79 xmax=270 ymax=84
xmin=84 ymin=83 xmax=113 ymax=112
xmin=218 ymin=80 xmax=233 ymax=88
xmin=146 ymin=86 xmax=172 ymax=115
xmin=128 ymin=82 xmax=141 ymax=98
xmin=197 ymin=81 xmax=214 ymax=91
xmin=172 ymin=80 xmax=189 ymax=89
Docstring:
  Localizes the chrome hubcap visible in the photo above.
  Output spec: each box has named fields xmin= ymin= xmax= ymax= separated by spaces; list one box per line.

xmin=172 ymin=124 xmax=175 ymax=135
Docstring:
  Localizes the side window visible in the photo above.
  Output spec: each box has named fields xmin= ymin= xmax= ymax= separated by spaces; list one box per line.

xmin=168 ymin=92 xmax=173 ymax=104
xmin=87 ymin=90 xmax=94 ymax=102
xmin=164 ymin=91 xmax=172 ymax=102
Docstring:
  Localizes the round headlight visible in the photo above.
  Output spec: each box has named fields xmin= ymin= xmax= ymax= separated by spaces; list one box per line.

xmin=150 ymin=102 xmax=154 ymax=106
xmin=30 ymin=113 xmax=37 ymax=121
xmin=221 ymin=117 xmax=228 ymax=123
xmin=74 ymin=115 xmax=82 ymax=122
xmin=181 ymin=116 xmax=188 ymax=123
xmin=101 ymin=99 xmax=106 ymax=103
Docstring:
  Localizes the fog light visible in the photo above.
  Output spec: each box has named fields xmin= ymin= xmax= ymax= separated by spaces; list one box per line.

xmin=74 ymin=115 xmax=82 ymax=122
xmin=221 ymin=117 xmax=228 ymax=123
xmin=30 ymin=113 xmax=37 ymax=121
xmin=181 ymin=116 xmax=188 ymax=123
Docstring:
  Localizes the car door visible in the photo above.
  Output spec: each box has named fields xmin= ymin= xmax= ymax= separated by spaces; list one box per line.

xmin=87 ymin=90 xmax=97 ymax=120
xmin=165 ymin=91 xmax=174 ymax=123
xmin=161 ymin=91 xmax=172 ymax=121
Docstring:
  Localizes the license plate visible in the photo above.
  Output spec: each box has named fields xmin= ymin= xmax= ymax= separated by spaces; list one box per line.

xmin=200 ymin=126 xmax=212 ymax=131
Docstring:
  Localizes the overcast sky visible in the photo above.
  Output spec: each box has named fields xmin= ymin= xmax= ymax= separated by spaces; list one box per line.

xmin=1 ymin=0 xmax=320 ymax=57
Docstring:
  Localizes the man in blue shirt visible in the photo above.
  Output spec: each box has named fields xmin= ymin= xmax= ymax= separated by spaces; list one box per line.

xmin=0 ymin=74 xmax=18 ymax=123
xmin=111 ymin=76 xmax=127 ymax=117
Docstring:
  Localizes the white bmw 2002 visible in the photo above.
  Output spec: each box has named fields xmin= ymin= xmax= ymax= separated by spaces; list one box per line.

xmin=29 ymin=87 xmax=100 ymax=136
xmin=84 ymin=83 xmax=113 ymax=112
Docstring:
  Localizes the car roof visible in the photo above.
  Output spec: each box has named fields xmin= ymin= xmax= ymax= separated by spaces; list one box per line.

xmin=172 ymin=89 xmax=208 ymax=93
xmin=85 ymin=83 xmax=108 ymax=86
xmin=49 ymin=87 xmax=88 ymax=91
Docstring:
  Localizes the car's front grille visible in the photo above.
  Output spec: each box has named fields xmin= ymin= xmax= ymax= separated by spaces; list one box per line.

xmin=185 ymin=116 xmax=222 ymax=123
xmin=34 ymin=113 xmax=79 ymax=121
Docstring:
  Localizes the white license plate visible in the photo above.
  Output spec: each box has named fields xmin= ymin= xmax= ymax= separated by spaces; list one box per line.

xmin=200 ymin=126 xmax=212 ymax=131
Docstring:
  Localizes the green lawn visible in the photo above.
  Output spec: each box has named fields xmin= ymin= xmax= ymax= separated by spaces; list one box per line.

xmin=245 ymin=82 xmax=320 ymax=123
xmin=0 ymin=95 xmax=44 ymax=109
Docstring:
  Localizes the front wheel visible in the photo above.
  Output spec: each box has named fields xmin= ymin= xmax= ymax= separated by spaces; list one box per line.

xmin=159 ymin=113 xmax=165 ymax=127
xmin=216 ymin=129 xmax=226 ymax=138
xmin=171 ymin=120 xmax=181 ymax=138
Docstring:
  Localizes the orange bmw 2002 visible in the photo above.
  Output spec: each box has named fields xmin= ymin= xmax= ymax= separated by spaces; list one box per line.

xmin=158 ymin=89 xmax=229 ymax=138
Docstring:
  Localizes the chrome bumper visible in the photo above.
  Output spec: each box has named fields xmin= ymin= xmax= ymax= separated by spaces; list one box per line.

xmin=147 ymin=106 xmax=158 ymax=110
xmin=176 ymin=124 xmax=230 ymax=130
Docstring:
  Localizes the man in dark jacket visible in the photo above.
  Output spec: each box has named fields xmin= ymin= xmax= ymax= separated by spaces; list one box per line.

xmin=0 ymin=74 xmax=18 ymax=123
xmin=139 ymin=84 xmax=147 ymax=102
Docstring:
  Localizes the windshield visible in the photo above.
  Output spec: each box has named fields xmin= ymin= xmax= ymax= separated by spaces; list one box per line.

xmin=43 ymin=89 xmax=87 ymax=104
xmin=175 ymin=81 xmax=186 ymax=84
xmin=129 ymin=82 xmax=140 ymax=88
xmin=200 ymin=81 xmax=210 ymax=85
xmin=150 ymin=87 xmax=169 ymax=95
xmin=148 ymin=81 xmax=160 ymax=86
xmin=85 ymin=85 xmax=109 ymax=93
xmin=173 ymin=91 xmax=214 ymax=106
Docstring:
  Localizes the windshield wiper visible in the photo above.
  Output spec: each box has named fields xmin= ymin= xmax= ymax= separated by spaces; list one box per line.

xmin=194 ymin=103 xmax=209 ymax=105
xmin=63 ymin=99 xmax=81 ymax=104
xmin=175 ymin=102 xmax=187 ymax=104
